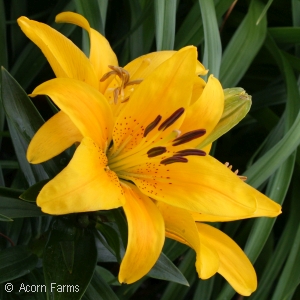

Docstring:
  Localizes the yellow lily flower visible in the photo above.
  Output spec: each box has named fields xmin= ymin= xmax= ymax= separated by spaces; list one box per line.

xmin=18 ymin=12 xmax=281 ymax=296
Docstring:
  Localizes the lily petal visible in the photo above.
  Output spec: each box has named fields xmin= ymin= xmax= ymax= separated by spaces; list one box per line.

xmin=31 ymin=78 xmax=114 ymax=150
xmin=196 ymin=223 xmax=257 ymax=296
xmin=111 ymin=46 xmax=197 ymax=155
xmin=120 ymin=155 xmax=257 ymax=217
xmin=124 ymin=51 xmax=207 ymax=81
xmin=17 ymin=16 xmax=98 ymax=89
xmin=191 ymin=185 xmax=281 ymax=222
xmin=27 ymin=111 xmax=82 ymax=164
xmin=157 ymin=202 xmax=219 ymax=279
xmin=190 ymin=76 xmax=206 ymax=105
xmin=119 ymin=182 xmax=165 ymax=284
xmin=55 ymin=12 xmax=118 ymax=92
xmin=179 ymin=75 xmax=224 ymax=148
xmin=37 ymin=137 xmax=125 ymax=214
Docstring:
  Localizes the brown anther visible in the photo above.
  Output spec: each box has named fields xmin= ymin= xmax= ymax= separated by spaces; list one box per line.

xmin=121 ymin=97 xmax=130 ymax=103
xmin=125 ymin=79 xmax=143 ymax=87
xmin=239 ymin=176 xmax=247 ymax=181
xmin=101 ymin=66 xmax=142 ymax=105
xmin=172 ymin=129 xmax=206 ymax=146
xmin=100 ymin=70 xmax=116 ymax=82
xmin=144 ymin=115 xmax=162 ymax=137
xmin=158 ymin=108 xmax=185 ymax=131
xmin=160 ymin=156 xmax=188 ymax=165
xmin=147 ymin=147 xmax=167 ymax=158
xmin=225 ymin=162 xmax=247 ymax=181
xmin=175 ymin=149 xmax=206 ymax=157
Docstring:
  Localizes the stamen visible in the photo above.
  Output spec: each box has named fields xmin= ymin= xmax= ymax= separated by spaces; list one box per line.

xmin=160 ymin=156 xmax=188 ymax=165
xmin=125 ymin=79 xmax=143 ymax=87
xmin=239 ymin=176 xmax=247 ymax=181
xmin=144 ymin=115 xmax=162 ymax=137
xmin=158 ymin=108 xmax=185 ymax=131
xmin=175 ymin=149 xmax=206 ymax=157
xmin=113 ymin=88 xmax=120 ymax=104
xmin=147 ymin=147 xmax=167 ymax=158
xmin=224 ymin=162 xmax=247 ymax=181
xmin=101 ymin=66 xmax=142 ymax=105
xmin=172 ymin=129 xmax=206 ymax=146
xmin=100 ymin=70 xmax=116 ymax=82
xmin=121 ymin=96 xmax=130 ymax=103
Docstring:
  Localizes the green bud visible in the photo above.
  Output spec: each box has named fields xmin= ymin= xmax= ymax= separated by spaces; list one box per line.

xmin=197 ymin=87 xmax=251 ymax=149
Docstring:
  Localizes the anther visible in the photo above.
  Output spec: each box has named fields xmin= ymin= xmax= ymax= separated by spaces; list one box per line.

xmin=100 ymin=70 xmax=116 ymax=82
xmin=121 ymin=96 xmax=130 ymax=103
xmin=158 ymin=108 xmax=185 ymax=131
xmin=147 ymin=147 xmax=167 ymax=158
xmin=160 ymin=156 xmax=188 ymax=165
xmin=144 ymin=115 xmax=162 ymax=137
xmin=172 ymin=129 xmax=206 ymax=146
xmin=175 ymin=149 xmax=206 ymax=157
xmin=225 ymin=162 xmax=247 ymax=181
xmin=125 ymin=79 xmax=143 ymax=87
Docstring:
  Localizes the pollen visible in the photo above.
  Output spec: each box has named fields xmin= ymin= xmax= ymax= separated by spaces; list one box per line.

xmin=100 ymin=65 xmax=143 ymax=104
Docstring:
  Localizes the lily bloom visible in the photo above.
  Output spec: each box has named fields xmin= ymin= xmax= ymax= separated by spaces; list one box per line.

xmin=18 ymin=13 xmax=281 ymax=296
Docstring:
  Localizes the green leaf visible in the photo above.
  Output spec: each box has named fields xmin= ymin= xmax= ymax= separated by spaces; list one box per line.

xmin=0 ymin=186 xmax=24 ymax=199
xmin=244 ymin=34 xmax=300 ymax=188
xmin=161 ymin=249 xmax=196 ymax=300
xmin=163 ymin=238 xmax=188 ymax=261
xmin=175 ymin=0 xmax=233 ymax=49
xmin=154 ymin=0 xmax=177 ymax=50
xmin=96 ymin=222 xmax=121 ymax=261
xmin=193 ymin=277 xmax=215 ymax=300
xmin=268 ymin=27 xmax=300 ymax=44
xmin=0 ymin=196 xmax=45 ymax=218
xmin=128 ymin=1 xmax=145 ymax=60
xmin=20 ymin=180 xmax=50 ymax=203
xmin=0 ymin=0 xmax=8 ymax=69
xmin=272 ymin=221 xmax=300 ymax=299
xmin=43 ymin=219 xmax=97 ymax=300
xmin=198 ymin=0 xmax=222 ymax=78
xmin=1 ymin=67 xmax=67 ymax=183
xmin=0 ymin=214 xmax=13 ymax=222
xmin=250 ymin=182 xmax=300 ymax=300
xmin=256 ymin=0 xmax=274 ymax=25
xmin=148 ymin=252 xmax=189 ymax=286
xmin=96 ymin=266 xmax=119 ymax=286
xmin=0 ymin=245 xmax=38 ymax=284
xmin=220 ymin=0 xmax=267 ymax=88
xmin=84 ymin=267 xmax=119 ymax=300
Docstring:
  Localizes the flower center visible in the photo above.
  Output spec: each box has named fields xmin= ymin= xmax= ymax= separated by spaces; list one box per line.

xmin=100 ymin=66 xmax=142 ymax=104
xmin=107 ymin=107 xmax=207 ymax=175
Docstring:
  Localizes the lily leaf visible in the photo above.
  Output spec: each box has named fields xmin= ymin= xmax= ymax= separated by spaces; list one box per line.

xmin=20 ymin=180 xmax=50 ymax=202
xmin=0 ymin=245 xmax=38 ymax=284
xmin=1 ymin=67 xmax=68 ymax=183
xmin=148 ymin=252 xmax=189 ymax=286
xmin=84 ymin=267 xmax=119 ymax=300
xmin=0 ymin=196 xmax=45 ymax=218
xmin=43 ymin=218 xmax=97 ymax=300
